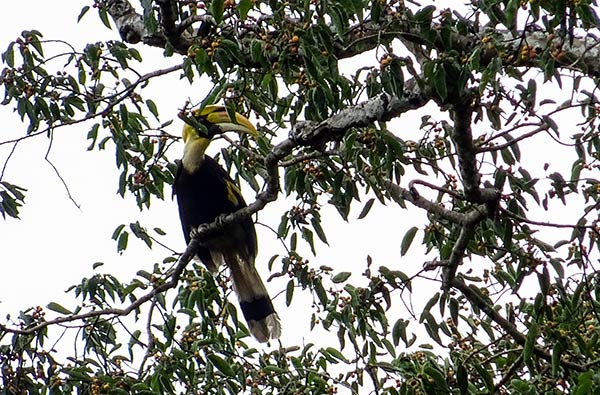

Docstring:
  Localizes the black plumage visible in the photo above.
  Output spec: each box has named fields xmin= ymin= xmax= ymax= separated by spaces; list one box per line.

xmin=175 ymin=155 xmax=257 ymax=270
xmin=173 ymin=105 xmax=281 ymax=342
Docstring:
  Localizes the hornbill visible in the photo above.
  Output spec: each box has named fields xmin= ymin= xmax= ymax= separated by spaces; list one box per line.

xmin=174 ymin=105 xmax=281 ymax=342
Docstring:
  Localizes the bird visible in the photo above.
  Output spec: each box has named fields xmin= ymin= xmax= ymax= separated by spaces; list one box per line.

xmin=173 ymin=105 xmax=281 ymax=343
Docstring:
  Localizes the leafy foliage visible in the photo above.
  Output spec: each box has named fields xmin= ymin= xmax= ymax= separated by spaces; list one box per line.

xmin=3 ymin=0 xmax=600 ymax=394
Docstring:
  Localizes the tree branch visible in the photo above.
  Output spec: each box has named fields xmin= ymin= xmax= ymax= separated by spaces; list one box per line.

xmin=100 ymin=0 xmax=600 ymax=79
xmin=103 ymin=0 xmax=157 ymax=45
xmin=477 ymin=126 xmax=548 ymax=153
xmin=384 ymin=180 xmax=472 ymax=225
xmin=291 ymin=82 xmax=431 ymax=147
xmin=450 ymin=96 xmax=483 ymax=202
xmin=154 ymin=0 xmax=193 ymax=52
xmin=0 ymin=64 xmax=181 ymax=148
xmin=450 ymin=277 xmax=586 ymax=373
xmin=0 ymin=242 xmax=196 ymax=336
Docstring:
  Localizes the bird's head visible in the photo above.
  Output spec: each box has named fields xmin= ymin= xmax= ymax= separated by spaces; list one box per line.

xmin=180 ymin=105 xmax=258 ymax=171
xmin=182 ymin=105 xmax=258 ymax=145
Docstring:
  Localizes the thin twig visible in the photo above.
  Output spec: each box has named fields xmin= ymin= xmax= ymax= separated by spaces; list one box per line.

xmin=409 ymin=179 xmax=463 ymax=200
xmin=500 ymin=207 xmax=590 ymax=229
xmin=477 ymin=126 xmax=547 ymax=153
xmin=45 ymin=131 xmax=81 ymax=209
xmin=0 ymin=141 xmax=19 ymax=181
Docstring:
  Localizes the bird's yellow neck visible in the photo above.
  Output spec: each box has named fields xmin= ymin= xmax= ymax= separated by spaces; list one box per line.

xmin=182 ymin=134 xmax=210 ymax=173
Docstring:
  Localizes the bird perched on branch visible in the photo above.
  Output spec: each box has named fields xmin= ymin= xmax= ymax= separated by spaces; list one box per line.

xmin=174 ymin=105 xmax=281 ymax=342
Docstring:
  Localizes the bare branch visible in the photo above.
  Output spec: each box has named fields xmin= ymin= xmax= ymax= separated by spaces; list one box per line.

xmin=408 ymin=179 xmax=463 ymax=200
xmin=45 ymin=131 xmax=81 ymax=209
xmin=477 ymin=126 xmax=548 ymax=153
xmin=0 ymin=141 xmax=19 ymax=182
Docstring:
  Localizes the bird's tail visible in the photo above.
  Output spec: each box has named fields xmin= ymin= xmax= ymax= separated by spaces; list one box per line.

xmin=225 ymin=254 xmax=281 ymax=343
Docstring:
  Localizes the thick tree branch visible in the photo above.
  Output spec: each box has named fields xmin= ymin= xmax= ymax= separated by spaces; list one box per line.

xmin=154 ymin=0 xmax=193 ymax=52
xmin=100 ymin=0 xmax=600 ymax=78
xmin=385 ymin=181 xmax=472 ymax=225
xmin=103 ymin=0 xmax=162 ymax=45
xmin=442 ymin=225 xmax=476 ymax=290
xmin=450 ymin=96 xmax=482 ymax=202
xmin=291 ymin=82 xmax=430 ymax=147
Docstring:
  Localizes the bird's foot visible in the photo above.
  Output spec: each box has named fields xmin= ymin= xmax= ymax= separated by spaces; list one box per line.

xmin=189 ymin=224 xmax=210 ymax=243
xmin=214 ymin=214 xmax=228 ymax=229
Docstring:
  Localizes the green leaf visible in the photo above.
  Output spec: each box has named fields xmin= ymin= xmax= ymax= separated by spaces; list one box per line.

xmin=400 ymin=226 xmax=418 ymax=256
xmin=324 ymin=347 xmax=348 ymax=362
xmin=302 ymin=226 xmax=316 ymax=254
xmin=146 ymin=99 xmax=159 ymax=119
xmin=210 ymin=0 xmax=225 ymax=24
xmin=475 ymin=363 xmax=494 ymax=392
xmin=141 ymin=0 xmax=159 ymax=34
xmin=332 ymin=272 xmax=351 ymax=283
xmin=523 ymin=322 xmax=539 ymax=363
xmin=424 ymin=365 xmax=450 ymax=391
xmin=238 ymin=0 xmax=253 ymax=19
xmin=432 ymin=63 xmax=447 ymax=101
xmin=98 ymin=6 xmax=112 ymax=29
xmin=290 ymin=232 xmax=297 ymax=251
xmin=314 ymin=279 xmax=328 ymax=306
xmin=310 ymin=217 xmax=328 ymax=244
xmin=449 ymin=298 xmax=459 ymax=325
xmin=111 ymin=224 xmax=126 ymax=240
xmin=392 ymin=319 xmax=407 ymax=346
xmin=47 ymin=302 xmax=72 ymax=315
xmin=119 ymin=104 xmax=128 ymax=128
xmin=286 ymin=279 xmax=294 ymax=306
xmin=381 ymin=58 xmax=404 ymax=98
xmin=511 ymin=379 xmax=531 ymax=392
xmin=250 ymin=39 xmax=265 ymax=64
xmin=207 ymin=353 xmax=235 ymax=377
xmin=421 ymin=292 xmax=440 ymax=319
xmin=357 ymin=198 xmax=375 ymax=219
xmin=1 ymin=182 xmax=26 ymax=201
xmin=505 ymin=0 xmax=519 ymax=28
xmin=457 ymin=364 xmax=468 ymax=394
xmin=552 ymin=340 xmax=565 ymax=377
xmin=3 ymin=42 xmax=15 ymax=67
xmin=262 ymin=365 xmax=286 ymax=374
xmin=414 ymin=5 xmax=435 ymax=23
xmin=117 ymin=231 xmax=129 ymax=253
xmin=77 ymin=6 xmax=90 ymax=22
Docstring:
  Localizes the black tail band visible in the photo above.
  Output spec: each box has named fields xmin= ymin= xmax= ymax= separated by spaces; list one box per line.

xmin=239 ymin=297 xmax=276 ymax=322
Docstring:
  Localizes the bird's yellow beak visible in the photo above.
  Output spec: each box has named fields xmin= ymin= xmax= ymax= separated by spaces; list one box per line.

xmin=194 ymin=105 xmax=258 ymax=138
